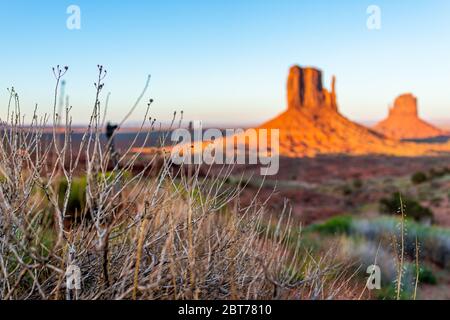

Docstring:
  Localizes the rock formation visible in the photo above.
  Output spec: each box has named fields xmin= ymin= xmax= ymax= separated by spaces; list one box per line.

xmin=257 ymin=65 xmax=448 ymax=157
xmin=374 ymin=93 xmax=444 ymax=140
xmin=184 ymin=65 xmax=450 ymax=160
xmin=287 ymin=66 xmax=337 ymax=111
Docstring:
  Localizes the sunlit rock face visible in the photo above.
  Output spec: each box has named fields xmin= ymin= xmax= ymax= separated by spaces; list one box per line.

xmin=182 ymin=66 xmax=450 ymax=160
xmin=258 ymin=66 xmax=449 ymax=157
xmin=287 ymin=66 xmax=337 ymax=112
xmin=374 ymin=93 xmax=443 ymax=140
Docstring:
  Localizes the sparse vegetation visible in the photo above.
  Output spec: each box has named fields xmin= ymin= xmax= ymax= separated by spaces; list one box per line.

xmin=58 ymin=176 xmax=87 ymax=215
xmin=417 ymin=266 xmax=437 ymax=285
xmin=1 ymin=65 xmax=449 ymax=301
xmin=353 ymin=179 xmax=363 ymax=189
xmin=411 ymin=171 xmax=428 ymax=185
xmin=308 ymin=216 xmax=352 ymax=235
xmin=0 ymin=66 xmax=352 ymax=300
xmin=308 ymin=212 xmax=450 ymax=299
xmin=379 ymin=193 xmax=433 ymax=223
xmin=311 ymin=215 xmax=450 ymax=268
xmin=342 ymin=185 xmax=353 ymax=196
xmin=429 ymin=167 xmax=450 ymax=180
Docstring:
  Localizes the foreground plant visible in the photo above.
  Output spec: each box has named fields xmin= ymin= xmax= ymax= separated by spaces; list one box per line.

xmin=0 ymin=66 xmax=351 ymax=300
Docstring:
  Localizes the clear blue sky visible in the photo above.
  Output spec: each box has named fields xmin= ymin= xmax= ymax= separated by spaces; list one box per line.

xmin=0 ymin=0 xmax=449 ymax=126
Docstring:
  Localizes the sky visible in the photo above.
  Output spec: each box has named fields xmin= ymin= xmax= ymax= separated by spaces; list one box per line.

xmin=0 ymin=0 xmax=449 ymax=126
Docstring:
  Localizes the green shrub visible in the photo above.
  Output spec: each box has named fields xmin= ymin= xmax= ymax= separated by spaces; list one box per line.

xmin=342 ymin=185 xmax=353 ymax=196
xmin=411 ymin=172 xmax=427 ymax=185
xmin=58 ymin=177 xmax=87 ymax=214
xmin=99 ymin=170 xmax=132 ymax=183
xmin=418 ymin=266 xmax=437 ymax=285
xmin=429 ymin=167 xmax=450 ymax=179
xmin=353 ymin=179 xmax=363 ymax=189
xmin=308 ymin=215 xmax=352 ymax=235
xmin=57 ymin=171 xmax=132 ymax=215
xmin=351 ymin=217 xmax=450 ymax=268
xmin=379 ymin=193 xmax=433 ymax=223
xmin=376 ymin=284 xmax=411 ymax=300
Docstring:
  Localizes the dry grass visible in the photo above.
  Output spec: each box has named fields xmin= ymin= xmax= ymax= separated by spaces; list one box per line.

xmin=0 ymin=66 xmax=352 ymax=300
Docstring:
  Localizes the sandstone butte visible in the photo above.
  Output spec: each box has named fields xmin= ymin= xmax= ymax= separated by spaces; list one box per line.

xmin=142 ymin=65 xmax=450 ymax=159
xmin=255 ymin=65 xmax=450 ymax=157
xmin=374 ymin=93 xmax=444 ymax=140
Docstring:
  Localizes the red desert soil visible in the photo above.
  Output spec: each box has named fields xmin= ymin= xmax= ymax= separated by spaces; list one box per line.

xmin=236 ymin=155 xmax=450 ymax=225
xmin=374 ymin=93 xmax=444 ymax=140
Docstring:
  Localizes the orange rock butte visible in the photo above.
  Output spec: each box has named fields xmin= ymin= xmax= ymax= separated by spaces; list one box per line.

xmin=374 ymin=93 xmax=444 ymax=140
xmin=257 ymin=65 xmax=450 ymax=157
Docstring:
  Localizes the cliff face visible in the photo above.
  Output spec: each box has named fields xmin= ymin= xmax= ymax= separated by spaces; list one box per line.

xmin=185 ymin=65 xmax=450 ymax=160
xmin=374 ymin=93 xmax=443 ymax=140
xmin=287 ymin=66 xmax=337 ymax=111
xmin=388 ymin=94 xmax=418 ymax=117
xmin=258 ymin=66 xmax=447 ymax=157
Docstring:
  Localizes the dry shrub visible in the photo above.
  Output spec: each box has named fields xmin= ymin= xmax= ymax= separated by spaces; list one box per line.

xmin=0 ymin=66 xmax=352 ymax=300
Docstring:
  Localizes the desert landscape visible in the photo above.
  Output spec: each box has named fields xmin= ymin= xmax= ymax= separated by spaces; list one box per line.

xmin=241 ymin=66 xmax=450 ymax=299
xmin=1 ymin=63 xmax=449 ymax=301
xmin=1 ymin=1 xmax=450 ymax=305
xmin=123 ymin=64 xmax=450 ymax=299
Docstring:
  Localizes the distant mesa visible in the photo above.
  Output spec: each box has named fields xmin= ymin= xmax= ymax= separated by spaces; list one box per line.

xmin=166 ymin=65 xmax=450 ymax=160
xmin=258 ymin=65 xmax=450 ymax=157
xmin=374 ymin=93 xmax=444 ymax=140
xmin=259 ymin=65 xmax=417 ymax=157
